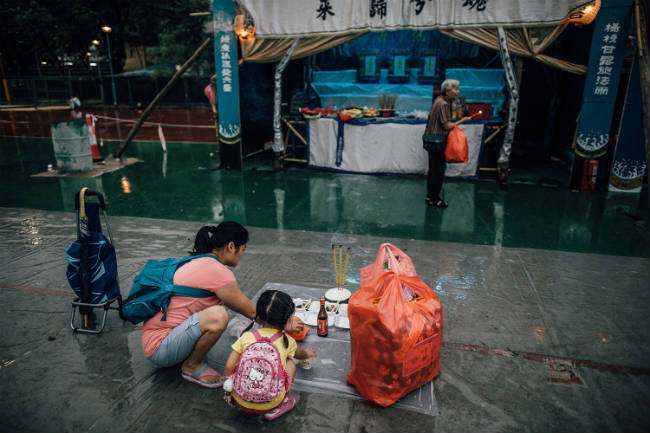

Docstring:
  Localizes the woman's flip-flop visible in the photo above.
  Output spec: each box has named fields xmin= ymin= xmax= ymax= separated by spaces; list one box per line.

xmin=181 ymin=363 xmax=224 ymax=389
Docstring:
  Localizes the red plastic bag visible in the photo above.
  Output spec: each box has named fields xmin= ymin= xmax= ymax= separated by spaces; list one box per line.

xmin=445 ymin=126 xmax=468 ymax=163
xmin=347 ymin=243 xmax=443 ymax=407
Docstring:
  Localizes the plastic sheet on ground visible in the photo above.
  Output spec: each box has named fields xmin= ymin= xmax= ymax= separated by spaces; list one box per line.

xmin=206 ymin=282 xmax=439 ymax=416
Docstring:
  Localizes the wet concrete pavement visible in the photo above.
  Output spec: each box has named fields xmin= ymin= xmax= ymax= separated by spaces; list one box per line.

xmin=1 ymin=106 xmax=649 ymax=431
xmin=0 ymin=207 xmax=648 ymax=432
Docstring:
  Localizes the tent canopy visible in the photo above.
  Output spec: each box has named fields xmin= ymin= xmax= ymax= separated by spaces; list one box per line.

xmin=235 ymin=0 xmax=594 ymax=74
xmin=237 ymin=0 xmax=594 ymax=37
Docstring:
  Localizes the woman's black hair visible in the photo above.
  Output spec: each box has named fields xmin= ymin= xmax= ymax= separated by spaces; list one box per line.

xmin=190 ymin=221 xmax=249 ymax=255
xmin=245 ymin=290 xmax=295 ymax=348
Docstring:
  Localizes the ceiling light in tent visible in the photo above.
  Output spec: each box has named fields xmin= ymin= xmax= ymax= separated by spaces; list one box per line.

xmin=234 ymin=13 xmax=255 ymax=40
xmin=569 ymin=0 xmax=601 ymax=26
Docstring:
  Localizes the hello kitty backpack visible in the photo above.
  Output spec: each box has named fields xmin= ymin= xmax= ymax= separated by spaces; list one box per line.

xmin=232 ymin=330 xmax=290 ymax=403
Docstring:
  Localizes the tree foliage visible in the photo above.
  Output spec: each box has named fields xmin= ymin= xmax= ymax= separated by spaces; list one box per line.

xmin=0 ymin=0 xmax=211 ymax=76
xmin=147 ymin=0 xmax=213 ymax=76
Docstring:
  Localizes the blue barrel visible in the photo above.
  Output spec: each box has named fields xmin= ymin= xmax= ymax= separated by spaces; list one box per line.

xmin=51 ymin=119 xmax=92 ymax=172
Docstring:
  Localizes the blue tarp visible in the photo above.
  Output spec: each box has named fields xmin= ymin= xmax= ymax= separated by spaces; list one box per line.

xmin=322 ymin=30 xmax=479 ymax=60
xmin=310 ymin=67 xmax=506 ymax=116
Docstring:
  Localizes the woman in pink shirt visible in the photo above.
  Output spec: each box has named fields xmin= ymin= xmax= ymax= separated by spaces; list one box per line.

xmin=142 ymin=222 xmax=300 ymax=388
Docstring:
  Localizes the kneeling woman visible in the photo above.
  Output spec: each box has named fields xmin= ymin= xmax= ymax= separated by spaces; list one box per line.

xmin=141 ymin=222 xmax=301 ymax=388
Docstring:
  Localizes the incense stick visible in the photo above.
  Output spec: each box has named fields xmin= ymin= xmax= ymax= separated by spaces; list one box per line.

xmin=332 ymin=244 xmax=339 ymax=287
xmin=338 ymin=245 xmax=343 ymax=289
xmin=342 ymin=247 xmax=350 ymax=289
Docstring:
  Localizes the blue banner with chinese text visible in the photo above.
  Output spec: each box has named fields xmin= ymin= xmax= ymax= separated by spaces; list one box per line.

xmin=608 ymin=57 xmax=647 ymax=192
xmin=575 ymin=2 xmax=632 ymax=158
xmin=212 ymin=0 xmax=241 ymax=146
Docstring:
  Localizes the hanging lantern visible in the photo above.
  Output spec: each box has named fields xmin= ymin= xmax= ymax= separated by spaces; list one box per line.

xmin=234 ymin=13 xmax=255 ymax=40
xmin=569 ymin=0 xmax=601 ymax=26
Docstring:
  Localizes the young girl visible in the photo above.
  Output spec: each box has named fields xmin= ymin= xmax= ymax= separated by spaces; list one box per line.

xmin=223 ymin=290 xmax=317 ymax=421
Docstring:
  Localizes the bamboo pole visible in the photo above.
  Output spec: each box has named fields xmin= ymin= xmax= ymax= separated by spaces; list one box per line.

xmin=635 ymin=0 xmax=650 ymax=217
xmin=116 ymin=37 xmax=212 ymax=159
xmin=281 ymin=117 xmax=307 ymax=145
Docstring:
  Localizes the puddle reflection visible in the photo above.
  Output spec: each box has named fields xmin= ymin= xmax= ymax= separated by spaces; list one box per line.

xmin=1 ymin=135 xmax=648 ymax=257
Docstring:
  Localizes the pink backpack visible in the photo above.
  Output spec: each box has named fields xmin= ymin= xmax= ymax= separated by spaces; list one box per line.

xmin=233 ymin=330 xmax=290 ymax=403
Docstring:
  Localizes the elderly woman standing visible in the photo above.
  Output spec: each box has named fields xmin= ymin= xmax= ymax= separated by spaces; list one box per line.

xmin=423 ymin=79 xmax=472 ymax=208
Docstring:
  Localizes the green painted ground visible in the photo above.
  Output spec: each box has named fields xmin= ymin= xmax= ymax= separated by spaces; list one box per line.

xmin=1 ymin=135 xmax=648 ymax=257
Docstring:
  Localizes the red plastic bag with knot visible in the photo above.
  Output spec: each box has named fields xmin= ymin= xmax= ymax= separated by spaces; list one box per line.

xmin=445 ymin=125 xmax=468 ymax=163
xmin=346 ymin=243 xmax=443 ymax=407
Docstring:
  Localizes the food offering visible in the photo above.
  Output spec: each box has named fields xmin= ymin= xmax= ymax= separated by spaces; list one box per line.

xmin=362 ymin=106 xmax=378 ymax=117
xmin=300 ymin=105 xmax=338 ymax=119
xmin=298 ymin=297 xmax=349 ymax=329
xmin=324 ymin=302 xmax=339 ymax=314
xmin=299 ymin=107 xmax=321 ymax=119
xmin=293 ymin=298 xmax=312 ymax=311
xmin=338 ymin=106 xmax=363 ymax=122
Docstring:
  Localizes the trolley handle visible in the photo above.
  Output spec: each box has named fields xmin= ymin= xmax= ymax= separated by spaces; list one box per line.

xmin=75 ymin=189 xmax=106 ymax=211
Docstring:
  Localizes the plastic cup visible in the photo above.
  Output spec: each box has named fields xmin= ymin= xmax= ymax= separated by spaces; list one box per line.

xmin=302 ymin=358 xmax=312 ymax=370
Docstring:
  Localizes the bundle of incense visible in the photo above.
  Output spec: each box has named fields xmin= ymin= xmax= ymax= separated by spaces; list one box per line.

xmin=332 ymin=244 xmax=351 ymax=289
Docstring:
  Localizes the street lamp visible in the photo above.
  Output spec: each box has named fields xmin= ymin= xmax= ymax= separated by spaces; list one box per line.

xmin=101 ymin=26 xmax=117 ymax=105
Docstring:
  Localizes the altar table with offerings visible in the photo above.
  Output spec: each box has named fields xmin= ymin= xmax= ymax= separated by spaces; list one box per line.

xmin=307 ymin=116 xmax=489 ymax=178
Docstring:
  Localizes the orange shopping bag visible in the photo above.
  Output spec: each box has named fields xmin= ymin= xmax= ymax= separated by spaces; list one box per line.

xmin=347 ymin=243 xmax=443 ymax=407
xmin=445 ymin=125 xmax=468 ymax=163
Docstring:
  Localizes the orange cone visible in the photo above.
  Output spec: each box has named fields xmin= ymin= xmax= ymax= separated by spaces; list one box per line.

xmin=91 ymin=142 xmax=103 ymax=162
xmin=86 ymin=114 xmax=103 ymax=162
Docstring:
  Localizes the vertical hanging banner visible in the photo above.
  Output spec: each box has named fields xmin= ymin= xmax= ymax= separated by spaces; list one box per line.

xmin=609 ymin=58 xmax=647 ymax=192
xmin=212 ymin=0 xmax=243 ymax=169
xmin=575 ymin=0 xmax=632 ymax=158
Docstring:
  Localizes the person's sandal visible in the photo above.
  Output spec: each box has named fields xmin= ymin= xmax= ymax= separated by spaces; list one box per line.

xmin=434 ymin=200 xmax=448 ymax=208
xmin=264 ymin=393 xmax=296 ymax=421
xmin=426 ymin=198 xmax=448 ymax=208
xmin=181 ymin=364 xmax=225 ymax=389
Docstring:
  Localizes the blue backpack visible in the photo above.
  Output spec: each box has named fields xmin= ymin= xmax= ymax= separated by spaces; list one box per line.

xmin=122 ymin=254 xmax=219 ymax=324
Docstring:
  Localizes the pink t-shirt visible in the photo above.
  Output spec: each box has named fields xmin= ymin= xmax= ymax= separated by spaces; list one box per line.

xmin=141 ymin=256 xmax=236 ymax=357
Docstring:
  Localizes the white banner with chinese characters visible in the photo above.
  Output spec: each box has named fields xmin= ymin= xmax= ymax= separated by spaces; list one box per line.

xmin=236 ymin=0 xmax=594 ymax=37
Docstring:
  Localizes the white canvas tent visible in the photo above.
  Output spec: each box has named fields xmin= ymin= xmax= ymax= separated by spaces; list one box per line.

xmin=232 ymin=0 xmax=596 ymax=172
xmin=236 ymin=0 xmax=591 ymax=73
